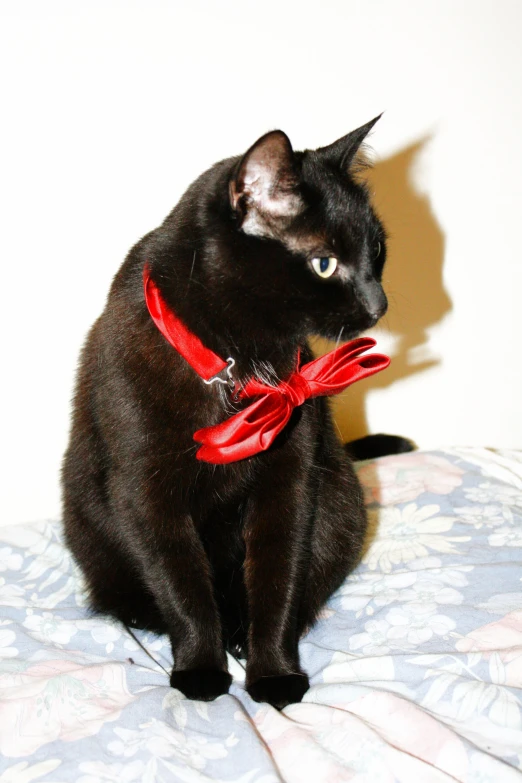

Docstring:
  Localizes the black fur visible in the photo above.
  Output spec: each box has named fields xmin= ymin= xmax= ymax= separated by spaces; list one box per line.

xmin=62 ymin=118 xmax=397 ymax=709
xmin=345 ymin=434 xmax=415 ymax=461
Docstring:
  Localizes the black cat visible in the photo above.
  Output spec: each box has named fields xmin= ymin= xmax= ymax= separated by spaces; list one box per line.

xmin=62 ymin=116 xmax=406 ymax=710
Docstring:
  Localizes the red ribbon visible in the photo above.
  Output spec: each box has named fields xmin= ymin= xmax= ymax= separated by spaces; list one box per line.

xmin=143 ymin=265 xmax=390 ymax=465
xmin=194 ymin=339 xmax=390 ymax=463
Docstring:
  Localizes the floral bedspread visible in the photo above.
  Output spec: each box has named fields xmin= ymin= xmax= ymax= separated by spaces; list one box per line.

xmin=1 ymin=448 xmax=521 ymax=782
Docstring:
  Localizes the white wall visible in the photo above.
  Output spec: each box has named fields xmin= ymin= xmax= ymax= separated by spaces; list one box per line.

xmin=1 ymin=0 xmax=521 ymax=525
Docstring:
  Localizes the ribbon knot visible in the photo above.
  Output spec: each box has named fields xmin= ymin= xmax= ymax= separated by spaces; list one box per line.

xmin=194 ymin=338 xmax=390 ymax=464
xmin=275 ymin=374 xmax=310 ymax=407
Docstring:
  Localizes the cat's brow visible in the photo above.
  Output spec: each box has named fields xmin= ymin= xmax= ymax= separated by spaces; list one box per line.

xmin=284 ymin=234 xmax=330 ymax=255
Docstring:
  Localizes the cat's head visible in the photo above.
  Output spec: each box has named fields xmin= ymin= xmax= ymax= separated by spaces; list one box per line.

xmin=225 ymin=116 xmax=388 ymax=342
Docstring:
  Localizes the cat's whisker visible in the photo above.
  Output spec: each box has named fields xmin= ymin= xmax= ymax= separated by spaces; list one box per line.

xmin=178 ymin=445 xmax=198 ymax=456
xmin=122 ymin=625 xmax=170 ymax=676
xmin=186 ymin=277 xmax=209 ymax=292
xmin=381 ymin=317 xmax=393 ymax=335
xmin=333 ymin=418 xmax=344 ymax=443
xmin=250 ymin=358 xmax=281 ymax=387
xmin=187 ymin=251 xmax=197 ymax=288
xmin=386 ymin=288 xmax=415 ymax=310
xmin=335 ymin=326 xmax=345 ymax=350
xmin=225 ymin=330 xmax=240 ymax=353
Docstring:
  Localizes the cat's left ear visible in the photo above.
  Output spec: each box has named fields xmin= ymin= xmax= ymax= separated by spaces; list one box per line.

xmin=230 ymin=131 xmax=302 ymax=232
xmin=316 ymin=114 xmax=382 ymax=171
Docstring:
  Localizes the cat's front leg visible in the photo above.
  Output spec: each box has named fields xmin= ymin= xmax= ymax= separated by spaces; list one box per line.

xmin=119 ymin=495 xmax=231 ymax=701
xmin=243 ymin=449 xmax=313 ymax=710
xmin=159 ymin=529 xmax=232 ymax=701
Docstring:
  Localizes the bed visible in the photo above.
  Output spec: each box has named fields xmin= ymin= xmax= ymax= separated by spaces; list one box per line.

xmin=0 ymin=447 xmax=521 ymax=782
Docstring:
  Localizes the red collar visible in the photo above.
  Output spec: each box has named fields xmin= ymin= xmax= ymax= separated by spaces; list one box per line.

xmin=143 ymin=266 xmax=234 ymax=386
xmin=143 ymin=265 xmax=390 ymax=464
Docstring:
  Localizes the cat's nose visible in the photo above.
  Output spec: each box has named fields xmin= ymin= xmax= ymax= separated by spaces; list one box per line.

xmin=367 ymin=306 xmax=387 ymax=328
xmin=368 ymin=298 xmax=388 ymax=322
xmin=357 ymin=281 xmax=388 ymax=324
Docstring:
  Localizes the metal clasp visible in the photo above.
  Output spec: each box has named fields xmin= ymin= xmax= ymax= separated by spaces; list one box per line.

xmin=203 ymin=357 xmax=236 ymax=391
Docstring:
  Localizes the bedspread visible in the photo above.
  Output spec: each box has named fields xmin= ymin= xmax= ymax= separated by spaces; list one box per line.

xmin=0 ymin=448 xmax=521 ymax=782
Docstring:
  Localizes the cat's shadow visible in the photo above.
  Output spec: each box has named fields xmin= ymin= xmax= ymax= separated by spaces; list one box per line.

xmin=314 ymin=136 xmax=451 ymax=442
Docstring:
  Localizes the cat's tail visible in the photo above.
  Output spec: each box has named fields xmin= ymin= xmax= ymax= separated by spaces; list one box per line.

xmin=344 ymin=433 xmax=416 ymax=461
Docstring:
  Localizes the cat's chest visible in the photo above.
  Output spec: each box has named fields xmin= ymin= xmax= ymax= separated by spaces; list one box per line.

xmin=188 ymin=400 xmax=316 ymax=516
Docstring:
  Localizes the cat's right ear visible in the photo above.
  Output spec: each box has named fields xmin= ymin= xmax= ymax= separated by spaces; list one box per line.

xmin=315 ymin=115 xmax=382 ymax=172
xmin=230 ymin=131 xmax=302 ymax=234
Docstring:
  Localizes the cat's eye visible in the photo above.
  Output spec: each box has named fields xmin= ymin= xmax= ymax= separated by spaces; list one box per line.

xmin=311 ymin=256 xmax=338 ymax=279
xmin=374 ymin=241 xmax=382 ymax=259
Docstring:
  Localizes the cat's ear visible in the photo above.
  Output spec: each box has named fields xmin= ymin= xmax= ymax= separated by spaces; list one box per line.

xmin=230 ymin=131 xmax=302 ymax=232
xmin=316 ymin=114 xmax=382 ymax=171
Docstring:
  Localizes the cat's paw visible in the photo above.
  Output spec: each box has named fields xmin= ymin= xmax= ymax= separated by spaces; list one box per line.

xmin=247 ymin=673 xmax=309 ymax=710
xmin=170 ymin=668 xmax=232 ymax=701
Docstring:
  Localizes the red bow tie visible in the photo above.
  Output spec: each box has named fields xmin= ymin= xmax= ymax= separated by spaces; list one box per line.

xmin=144 ymin=266 xmax=390 ymax=464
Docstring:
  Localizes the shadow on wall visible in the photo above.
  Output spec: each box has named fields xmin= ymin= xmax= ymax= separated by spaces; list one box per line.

xmin=316 ymin=137 xmax=452 ymax=442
